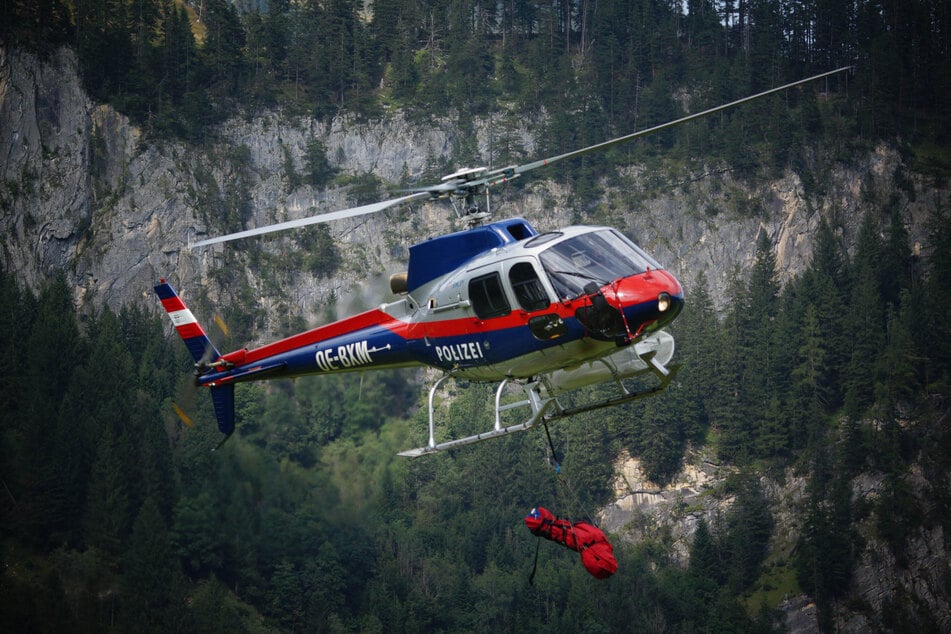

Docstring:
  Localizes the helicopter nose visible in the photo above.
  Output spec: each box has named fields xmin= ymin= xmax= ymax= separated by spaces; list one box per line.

xmin=609 ymin=270 xmax=684 ymax=328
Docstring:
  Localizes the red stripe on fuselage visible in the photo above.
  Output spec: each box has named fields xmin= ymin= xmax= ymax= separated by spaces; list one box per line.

xmin=239 ymin=309 xmax=402 ymax=365
xmin=398 ymin=301 xmax=583 ymax=340
xmin=391 ymin=271 xmax=681 ymax=340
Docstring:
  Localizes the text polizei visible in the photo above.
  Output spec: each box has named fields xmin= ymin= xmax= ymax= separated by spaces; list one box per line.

xmin=435 ymin=341 xmax=485 ymax=364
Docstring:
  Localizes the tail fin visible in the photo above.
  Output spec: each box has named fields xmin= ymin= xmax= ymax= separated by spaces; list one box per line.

xmin=154 ymin=279 xmax=221 ymax=365
xmin=155 ymin=279 xmax=235 ymax=436
xmin=210 ymin=384 xmax=235 ymax=436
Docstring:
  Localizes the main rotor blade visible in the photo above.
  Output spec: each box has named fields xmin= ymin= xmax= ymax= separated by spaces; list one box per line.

xmin=189 ymin=67 xmax=849 ymax=247
xmin=505 ymin=66 xmax=852 ymax=179
xmin=189 ymin=191 xmax=432 ymax=248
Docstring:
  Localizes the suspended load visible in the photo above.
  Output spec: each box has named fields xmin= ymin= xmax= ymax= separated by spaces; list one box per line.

xmin=524 ymin=506 xmax=618 ymax=579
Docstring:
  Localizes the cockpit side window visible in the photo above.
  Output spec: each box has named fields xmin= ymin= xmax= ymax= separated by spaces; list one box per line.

xmin=468 ymin=273 xmax=511 ymax=319
xmin=508 ymin=262 xmax=551 ymax=312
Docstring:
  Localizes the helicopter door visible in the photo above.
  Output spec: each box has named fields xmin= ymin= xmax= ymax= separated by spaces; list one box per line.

xmin=507 ymin=261 xmax=567 ymax=340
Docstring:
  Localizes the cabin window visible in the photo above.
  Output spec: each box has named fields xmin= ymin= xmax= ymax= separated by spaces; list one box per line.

xmin=509 ymin=262 xmax=551 ymax=312
xmin=469 ymin=273 xmax=511 ymax=319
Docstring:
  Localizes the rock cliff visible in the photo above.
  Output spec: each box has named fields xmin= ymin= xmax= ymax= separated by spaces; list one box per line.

xmin=3 ymin=46 xmax=945 ymax=327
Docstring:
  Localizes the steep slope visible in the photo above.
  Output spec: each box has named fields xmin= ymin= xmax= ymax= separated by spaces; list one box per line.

xmin=3 ymin=47 xmax=944 ymax=327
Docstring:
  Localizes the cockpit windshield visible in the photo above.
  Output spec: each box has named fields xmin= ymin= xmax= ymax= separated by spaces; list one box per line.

xmin=539 ymin=229 xmax=662 ymax=300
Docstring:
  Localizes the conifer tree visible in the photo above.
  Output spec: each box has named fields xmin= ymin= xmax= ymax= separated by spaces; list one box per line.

xmin=922 ymin=206 xmax=951 ymax=390
xmin=201 ymin=0 xmax=246 ymax=102
xmin=713 ymin=268 xmax=751 ymax=463
xmin=844 ymin=214 xmax=886 ymax=416
xmin=688 ymin=517 xmax=722 ymax=600
xmin=797 ymin=217 xmax=850 ymax=410
xmin=877 ymin=291 xmax=920 ymax=408
xmin=121 ymin=496 xmax=185 ymax=631
xmin=14 ymin=274 xmax=82 ymax=543
xmin=737 ymin=230 xmax=782 ymax=458
xmin=789 ymin=304 xmax=830 ymax=445
xmin=880 ymin=206 xmax=912 ymax=309
xmin=670 ymin=272 xmax=719 ymax=444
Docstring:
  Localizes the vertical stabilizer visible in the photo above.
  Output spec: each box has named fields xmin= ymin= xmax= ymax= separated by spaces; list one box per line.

xmin=210 ymin=384 xmax=235 ymax=435
xmin=155 ymin=279 xmax=234 ymax=437
xmin=154 ymin=279 xmax=221 ymax=365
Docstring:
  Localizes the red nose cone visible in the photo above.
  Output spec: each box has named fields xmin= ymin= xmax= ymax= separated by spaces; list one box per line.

xmin=605 ymin=270 xmax=684 ymax=332
xmin=610 ymin=270 xmax=683 ymax=305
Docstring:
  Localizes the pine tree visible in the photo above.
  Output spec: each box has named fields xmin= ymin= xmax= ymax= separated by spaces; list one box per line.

xmin=688 ymin=517 xmax=722 ymax=602
xmin=877 ymin=291 xmax=920 ymax=408
xmin=880 ymin=206 xmax=912 ymax=310
xmin=14 ymin=274 xmax=82 ymax=544
xmin=722 ymin=475 xmax=773 ymax=593
xmin=789 ymin=304 xmax=829 ymax=446
xmin=738 ymin=231 xmax=782 ymax=459
xmin=82 ymin=422 xmax=135 ymax=558
xmin=798 ymin=449 xmax=855 ymax=630
xmin=121 ymin=497 xmax=185 ymax=631
xmin=669 ymin=272 xmax=718 ymax=445
xmin=844 ymin=214 xmax=886 ymax=416
xmin=922 ymin=206 xmax=951 ymax=390
xmin=74 ymin=0 xmax=134 ymax=101
xmin=713 ymin=268 xmax=752 ymax=463
xmin=797 ymin=217 xmax=850 ymax=410
xmin=172 ymin=489 xmax=224 ymax=577
xmin=201 ymin=0 xmax=246 ymax=103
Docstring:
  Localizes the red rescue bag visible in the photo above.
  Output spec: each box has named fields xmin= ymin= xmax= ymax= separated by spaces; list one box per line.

xmin=525 ymin=506 xmax=618 ymax=579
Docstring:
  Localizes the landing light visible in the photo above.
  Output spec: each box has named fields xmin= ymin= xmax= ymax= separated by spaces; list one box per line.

xmin=657 ymin=292 xmax=671 ymax=312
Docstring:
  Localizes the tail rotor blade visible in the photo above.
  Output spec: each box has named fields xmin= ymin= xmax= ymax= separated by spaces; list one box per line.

xmin=172 ymin=402 xmax=195 ymax=428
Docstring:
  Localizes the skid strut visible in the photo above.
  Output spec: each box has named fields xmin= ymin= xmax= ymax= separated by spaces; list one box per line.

xmin=397 ymin=377 xmax=558 ymax=458
xmin=397 ymin=342 xmax=681 ymax=458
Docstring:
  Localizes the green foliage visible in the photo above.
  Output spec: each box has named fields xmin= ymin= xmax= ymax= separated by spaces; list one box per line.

xmin=1 ymin=184 xmax=949 ymax=629
xmin=302 ymin=140 xmax=337 ymax=189
xmin=794 ymin=442 xmax=858 ymax=630
xmin=121 ymin=497 xmax=186 ymax=631
xmin=7 ymin=0 xmax=943 ymax=161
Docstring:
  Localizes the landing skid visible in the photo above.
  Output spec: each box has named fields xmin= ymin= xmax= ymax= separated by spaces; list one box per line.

xmin=397 ymin=351 xmax=681 ymax=458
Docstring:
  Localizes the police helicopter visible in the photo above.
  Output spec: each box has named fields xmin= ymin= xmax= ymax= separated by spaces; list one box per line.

xmin=156 ymin=68 xmax=850 ymax=456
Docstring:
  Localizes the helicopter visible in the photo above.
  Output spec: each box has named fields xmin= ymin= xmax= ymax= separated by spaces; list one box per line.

xmin=156 ymin=67 xmax=850 ymax=456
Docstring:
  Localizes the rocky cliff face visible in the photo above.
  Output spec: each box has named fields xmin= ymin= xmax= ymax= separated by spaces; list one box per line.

xmin=3 ymin=46 xmax=949 ymax=632
xmin=600 ymin=440 xmax=951 ymax=632
xmin=3 ymin=46 xmax=945 ymax=326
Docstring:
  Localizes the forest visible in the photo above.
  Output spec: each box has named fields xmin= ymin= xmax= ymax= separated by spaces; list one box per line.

xmin=1 ymin=0 xmax=950 ymax=631
xmin=3 ymin=0 xmax=949 ymax=158
xmin=2 ymin=205 xmax=950 ymax=631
